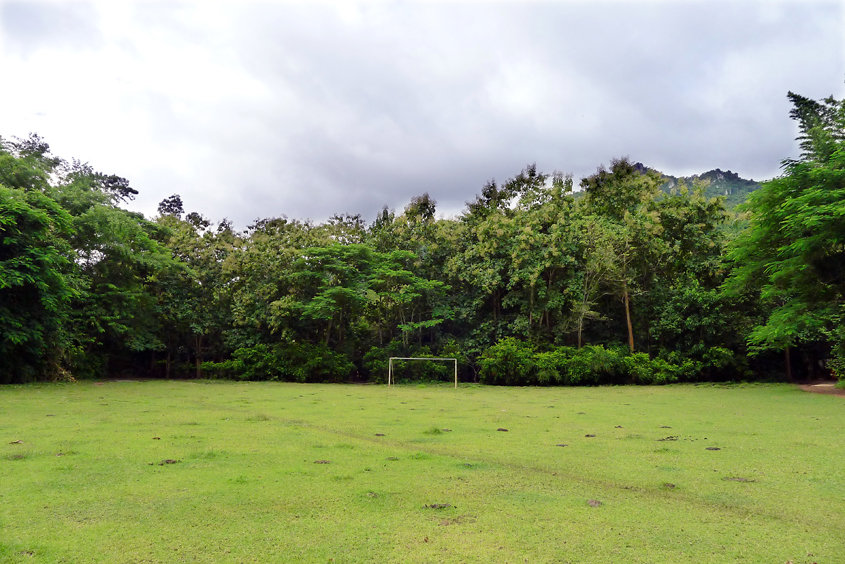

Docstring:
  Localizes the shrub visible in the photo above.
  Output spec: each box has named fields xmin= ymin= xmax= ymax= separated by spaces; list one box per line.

xmin=535 ymin=348 xmax=574 ymax=385
xmin=363 ymin=346 xmax=389 ymax=384
xmin=279 ymin=342 xmax=355 ymax=382
xmin=700 ymin=346 xmax=751 ymax=381
xmin=566 ymin=345 xmax=625 ymax=385
xmin=404 ymin=346 xmax=452 ymax=382
xmin=479 ymin=338 xmax=536 ymax=385
xmin=202 ymin=344 xmax=282 ymax=381
xmin=829 ymin=358 xmax=845 ymax=382
xmin=364 ymin=343 xmax=453 ymax=384
xmin=473 ymin=341 xmax=739 ymax=386
xmin=202 ymin=342 xmax=354 ymax=382
xmin=623 ymin=352 xmax=655 ymax=384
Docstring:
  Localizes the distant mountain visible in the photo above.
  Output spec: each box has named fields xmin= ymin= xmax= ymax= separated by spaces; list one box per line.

xmin=653 ymin=166 xmax=763 ymax=209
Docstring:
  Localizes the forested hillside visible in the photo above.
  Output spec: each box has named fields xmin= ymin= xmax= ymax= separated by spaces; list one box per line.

xmin=2 ymin=90 xmax=843 ymax=385
xmin=660 ymin=168 xmax=762 ymax=209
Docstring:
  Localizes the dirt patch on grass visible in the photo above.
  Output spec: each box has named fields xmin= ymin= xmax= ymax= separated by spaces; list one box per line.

xmin=797 ymin=380 xmax=845 ymax=397
xmin=439 ymin=514 xmax=476 ymax=525
xmin=148 ymin=459 xmax=180 ymax=466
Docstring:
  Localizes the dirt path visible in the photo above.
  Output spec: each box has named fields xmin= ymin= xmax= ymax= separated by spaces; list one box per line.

xmin=797 ymin=380 xmax=845 ymax=397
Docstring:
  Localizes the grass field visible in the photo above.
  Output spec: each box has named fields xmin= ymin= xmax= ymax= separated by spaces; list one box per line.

xmin=1 ymin=381 xmax=843 ymax=563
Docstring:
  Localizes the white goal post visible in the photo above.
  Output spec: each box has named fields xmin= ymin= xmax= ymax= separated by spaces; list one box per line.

xmin=388 ymin=357 xmax=458 ymax=389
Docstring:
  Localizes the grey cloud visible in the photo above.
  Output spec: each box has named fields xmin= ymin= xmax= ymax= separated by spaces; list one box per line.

xmin=0 ymin=1 xmax=102 ymax=56
xmin=21 ymin=1 xmax=839 ymax=228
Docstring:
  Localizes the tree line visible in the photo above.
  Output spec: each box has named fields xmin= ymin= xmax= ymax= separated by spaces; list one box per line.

xmin=2 ymin=89 xmax=843 ymax=385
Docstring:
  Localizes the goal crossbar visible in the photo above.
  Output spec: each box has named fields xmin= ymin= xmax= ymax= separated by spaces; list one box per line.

xmin=388 ymin=357 xmax=458 ymax=388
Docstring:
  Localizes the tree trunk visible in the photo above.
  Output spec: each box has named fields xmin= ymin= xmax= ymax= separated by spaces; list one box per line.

xmin=578 ymin=281 xmax=590 ymax=349
xmin=529 ymin=284 xmax=534 ymax=328
xmin=577 ymin=318 xmax=583 ymax=349
xmin=398 ymin=307 xmax=406 ymax=346
xmin=623 ymin=280 xmax=634 ymax=353
xmin=325 ymin=317 xmax=333 ymax=346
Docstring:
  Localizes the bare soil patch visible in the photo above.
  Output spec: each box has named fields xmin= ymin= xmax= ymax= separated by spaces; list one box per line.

xmin=797 ymin=380 xmax=845 ymax=397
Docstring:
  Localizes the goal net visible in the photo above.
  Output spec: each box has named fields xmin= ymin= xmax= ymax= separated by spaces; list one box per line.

xmin=387 ymin=357 xmax=458 ymax=388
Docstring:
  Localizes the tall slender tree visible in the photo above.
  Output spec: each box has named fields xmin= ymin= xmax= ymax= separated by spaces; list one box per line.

xmin=725 ymin=90 xmax=845 ymax=378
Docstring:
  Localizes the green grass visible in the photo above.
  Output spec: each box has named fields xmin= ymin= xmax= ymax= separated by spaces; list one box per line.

xmin=1 ymin=381 xmax=843 ymax=563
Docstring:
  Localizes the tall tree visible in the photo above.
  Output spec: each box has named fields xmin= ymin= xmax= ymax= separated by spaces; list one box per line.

xmin=725 ymin=90 xmax=845 ymax=378
xmin=0 ymin=185 xmax=74 ymax=382
xmin=153 ymin=212 xmax=239 ymax=378
xmin=569 ymin=215 xmax=619 ymax=348
xmin=580 ymin=158 xmax=664 ymax=352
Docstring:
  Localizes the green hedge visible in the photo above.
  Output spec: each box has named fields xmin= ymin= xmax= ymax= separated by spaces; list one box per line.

xmin=479 ymin=338 xmax=747 ymax=385
xmin=201 ymin=337 xmax=750 ymax=385
xmin=202 ymin=342 xmax=354 ymax=382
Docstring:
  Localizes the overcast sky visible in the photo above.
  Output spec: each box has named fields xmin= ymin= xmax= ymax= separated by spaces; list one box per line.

xmin=1 ymin=1 xmax=843 ymax=227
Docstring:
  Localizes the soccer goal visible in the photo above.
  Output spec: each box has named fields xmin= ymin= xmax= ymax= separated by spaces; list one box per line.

xmin=387 ymin=357 xmax=458 ymax=389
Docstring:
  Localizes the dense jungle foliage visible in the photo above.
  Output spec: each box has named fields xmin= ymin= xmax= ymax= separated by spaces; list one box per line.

xmin=2 ymin=90 xmax=843 ymax=385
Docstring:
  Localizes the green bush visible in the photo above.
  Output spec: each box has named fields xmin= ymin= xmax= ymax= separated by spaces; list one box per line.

xmin=202 ymin=344 xmax=281 ymax=381
xmin=364 ymin=343 xmax=452 ymax=384
xmin=566 ymin=345 xmax=625 ymax=385
xmin=279 ymin=342 xmax=355 ymax=382
xmin=404 ymin=346 xmax=452 ymax=382
xmin=479 ymin=338 xmax=536 ymax=385
xmin=623 ymin=352 xmax=655 ymax=384
xmin=535 ymin=348 xmax=574 ymax=385
xmin=363 ymin=346 xmax=390 ymax=384
xmin=202 ymin=342 xmax=354 ymax=382
xmin=623 ymin=352 xmax=707 ymax=384
xmin=66 ymin=348 xmax=108 ymax=380
xmin=700 ymin=346 xmax=751 ymax=381
xmin=474 ymin=341 xmax=745 ymax=386
xmin=830 ymin=358 xmax=845 ymax=382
